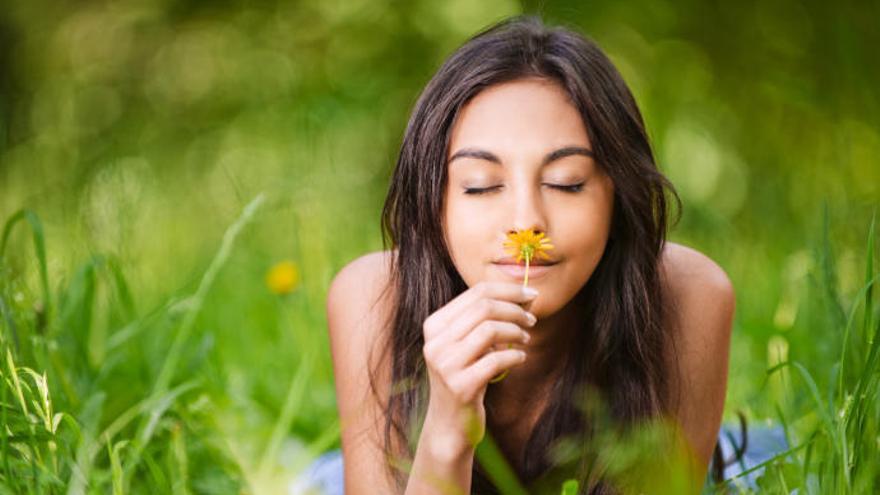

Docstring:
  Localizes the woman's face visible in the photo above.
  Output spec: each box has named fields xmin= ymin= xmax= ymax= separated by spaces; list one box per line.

xmin=442 ymin=77 xmax=615 ymax=318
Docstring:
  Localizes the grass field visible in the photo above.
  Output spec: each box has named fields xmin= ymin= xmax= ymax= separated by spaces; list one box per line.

xmin=1 ymin=1 xmax=879 ymax=493
xmin=1 ymin=197 xmax=877 ymax=494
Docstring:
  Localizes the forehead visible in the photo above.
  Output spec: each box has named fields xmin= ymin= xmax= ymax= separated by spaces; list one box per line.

xmin=447 ymin=78 xmax=591 ymax=156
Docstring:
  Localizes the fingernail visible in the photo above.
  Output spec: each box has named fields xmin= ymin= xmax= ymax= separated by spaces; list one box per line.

xmin=518 ymin=351 xmax=527 ymax=361
xmin=522 ymin=287 xmax=538 ymax=298
xmin=526 ymin=312 xmax=537 ymax=326
xmin=522 ymin=332 xmax=531 ymax=343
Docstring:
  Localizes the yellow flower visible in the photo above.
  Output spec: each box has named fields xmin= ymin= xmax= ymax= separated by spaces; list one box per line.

xmin=490 ymin=229 xmax=553 ymax=384
xmin=266 ymin=260 xmax=299 ymax=295
xmin=502 ymin=229 xmax=554 ymax=287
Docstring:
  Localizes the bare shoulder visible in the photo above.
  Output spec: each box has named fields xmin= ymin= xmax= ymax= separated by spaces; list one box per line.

xmin=326 ymin=248 xmax=397 ymax=388
xmin=659 ymin=241 xmax=735 ymax=365
xmin=659 ymin=241 xmax=735 ymax=476
xmin=326 ymin=249 xmax=399 ymax=493
xmin=660 ymin=241 xmax=735 ymax=301
xmin=327 ymin=249 xmax=396 ymax=321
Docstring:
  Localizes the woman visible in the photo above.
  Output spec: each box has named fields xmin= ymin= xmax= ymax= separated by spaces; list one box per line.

xmin=325 ymin=15 xmax=735 ymax=495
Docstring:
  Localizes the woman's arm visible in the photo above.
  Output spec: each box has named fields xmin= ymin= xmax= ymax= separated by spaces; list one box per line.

xmin=660 ymin=242 xmax=736 ymax=481
xmin=403 ymin=408 xmax=477 ymax=495
xmin=327 ymin=251 xmax=477 ymax=494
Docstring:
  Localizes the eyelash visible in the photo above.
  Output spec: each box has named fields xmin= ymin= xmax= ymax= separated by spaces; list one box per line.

xmin=463 ymin=183 xmax=585 ymax=195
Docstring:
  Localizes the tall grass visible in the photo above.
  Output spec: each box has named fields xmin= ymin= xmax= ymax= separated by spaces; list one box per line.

xmin=709 ymin=210 xmax=879 ymax=494
xmin=1 ymin=202 xmax=877 ymax=494
xmin=0 ymin=198 xmax=267 ymax=493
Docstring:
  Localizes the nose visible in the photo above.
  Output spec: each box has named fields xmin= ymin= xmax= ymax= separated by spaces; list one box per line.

xmin=507 ymin=181 xmax=548 ymax=235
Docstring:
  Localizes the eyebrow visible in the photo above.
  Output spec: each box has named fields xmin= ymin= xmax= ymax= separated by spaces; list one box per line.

xmin=447 ymin=146 xmax=595 ymax=167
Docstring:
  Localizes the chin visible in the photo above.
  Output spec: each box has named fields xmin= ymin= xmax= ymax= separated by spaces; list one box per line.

xmin=529 ymin=297 xmax=561 ymax=319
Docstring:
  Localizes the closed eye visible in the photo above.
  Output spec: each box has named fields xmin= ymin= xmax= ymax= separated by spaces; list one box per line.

xmin=463 ymin=183 xmax=585 ymax=195
xmin=463 ymin=186 xmax=502 ymax=195
xmin=546 ymin=182 xmax=585 ymax=193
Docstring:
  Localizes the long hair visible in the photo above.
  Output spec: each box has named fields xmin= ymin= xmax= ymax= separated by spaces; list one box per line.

xmin=371 ymin=14 xmax=683 ymax=493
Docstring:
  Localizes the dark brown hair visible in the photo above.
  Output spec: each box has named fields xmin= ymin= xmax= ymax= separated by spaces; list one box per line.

xmin=372 ymin=14 xmax=683 ymax=494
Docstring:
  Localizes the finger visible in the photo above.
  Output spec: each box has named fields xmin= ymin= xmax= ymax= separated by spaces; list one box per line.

xmin=447 ymin=321 xmax=529 ymax=369
xmin=424 ymin=282 xmax=537 ymax=339
xmin=443 ymin=298 xmax=535 ymax=344
xmin=469 ymin=348 xmax=527 ymax=386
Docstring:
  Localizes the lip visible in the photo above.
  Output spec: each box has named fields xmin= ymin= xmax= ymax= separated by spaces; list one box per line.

xmin=493 ymin=256 xmax=557 ymax=266
xmin=492 ymin=262 xmax=558 ymax=280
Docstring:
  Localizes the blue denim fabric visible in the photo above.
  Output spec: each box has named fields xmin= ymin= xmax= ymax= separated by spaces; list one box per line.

xmin=289 ymin=423 xmax=788 ymax=494
xmin=711 ymin=422 xmax=789 ymax=491
xmin=289 ymin=449 xmax=346 ymax=495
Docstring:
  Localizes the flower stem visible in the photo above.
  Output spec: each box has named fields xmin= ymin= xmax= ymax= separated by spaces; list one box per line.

xmin=523 ymin=253 xmax=530 ymax=288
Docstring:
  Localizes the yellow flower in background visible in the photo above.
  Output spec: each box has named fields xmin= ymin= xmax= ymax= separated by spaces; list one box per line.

xmin=266 ymin=260 xmax=299 ymax=295
xmin=490 ymin=229 xmax=554 ymax=384
xmin=502 ymin=229 xmax=554 ymax=287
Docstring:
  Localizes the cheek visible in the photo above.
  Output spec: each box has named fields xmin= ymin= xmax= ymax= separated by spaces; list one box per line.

xmin=444 ymin=201 xmax=470 ymax=254
xmin=444 ymin=201 xmax=504 ymax=287
xmin=531 ymin=204 xmax=611 ymax=317
xmin=565 ymin=211 xmax=611 ymax=282
xmin=569 ymin=216 xmax=611 ymax=263
xmin=443 ymin=198 xmax=491 ymax=285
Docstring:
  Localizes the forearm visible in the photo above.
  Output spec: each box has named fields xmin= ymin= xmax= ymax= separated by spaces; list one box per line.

xmin=404 ymin=411 xmax=475 ymax=495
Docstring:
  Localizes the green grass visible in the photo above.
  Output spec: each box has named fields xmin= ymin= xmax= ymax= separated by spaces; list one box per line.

xmin=1 ymin=199 xmax=877 ymax=494
xmin=1 ymin=1 xmax=878 ymax=493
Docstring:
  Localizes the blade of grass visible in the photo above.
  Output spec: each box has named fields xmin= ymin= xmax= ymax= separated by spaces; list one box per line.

xmin=862 ymin=211 xmax=875 ymax=347
xmin=123 ymin=194 xmax=265 ymax=485
xmin=257 ymin=344 xmax=316 ymax=477
xmin=560 ymin=479 xmax=579 ymax=495
xmin=57 ymin=260 xmax=97 ymax=367
xmin=773 ymin=402 xmax=793 ymax=467
xmin=141 ymin=448 xmax=167 ymax=491
xmin=0 ymin=210 xmax=51 ymax=319
xmin=170 ymin=421 xmax=188 ymax=495
xmin=66 ymin=381 xmax=198 ymax=495
xmin=66 ymin=392 xmax=105 ymax=495
xmin=107 ymin=438 xmax=128 ymax=495
xmin=105 ymin=256 xmax=136 ymax=320
xmin=0 ymin=295 xmax=21 ymax=354
xmin=6 ymin=349 xmax=29 ymax=416
xmin=766 ymin=361 xmax=833 ymax=431
xmin=818 ymin=203 xmax=846 ymax=330
xmin=152 ymin=193 xmax=264 ymax=398
xmin=720 ymin=440 xmax=811 ymax=487
xmin=474 ymin=430 xmax=529 ymax=495
xmin=105 ymin=294 xmax=181 ymax=352
xmin=1 ymin=353 xmax=12 ymax=487
xmin=801 ymin=429 xmax=819 ymax=489
xmin=48 ymin=259 xmax=102 ymax=409
xmin=845 ymin=213 xmax=878 ymax=481
xmin=836 ymin=273 xmax=880 ymax=402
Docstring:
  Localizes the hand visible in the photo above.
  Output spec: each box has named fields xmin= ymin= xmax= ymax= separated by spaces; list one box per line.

xmin=421 ymin=281 xmax=537 ymax=449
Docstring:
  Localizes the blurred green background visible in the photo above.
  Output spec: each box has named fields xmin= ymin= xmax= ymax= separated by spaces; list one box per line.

xmin=1 ymin=0 xmax=878 ymax=493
